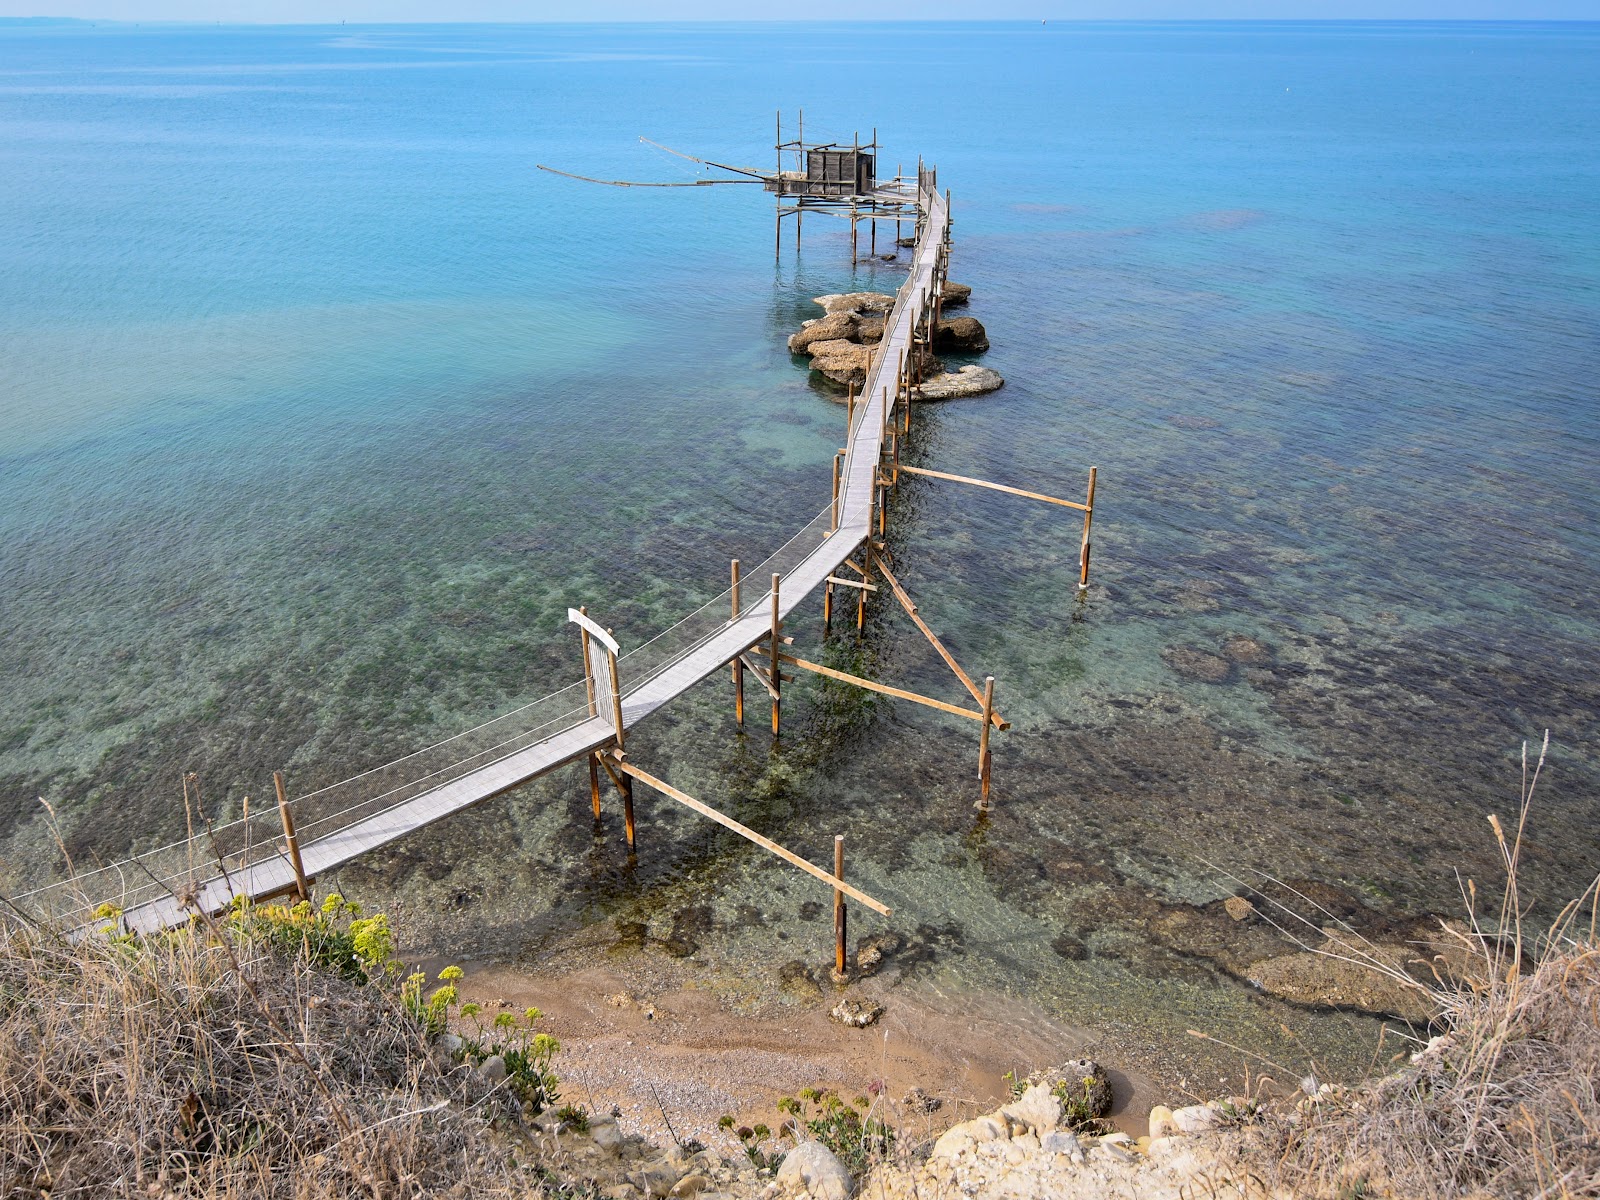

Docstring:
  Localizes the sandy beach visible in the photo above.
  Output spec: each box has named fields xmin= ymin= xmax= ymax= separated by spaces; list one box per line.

xmin=451 ymin=943 xmax=1167 ymax=1156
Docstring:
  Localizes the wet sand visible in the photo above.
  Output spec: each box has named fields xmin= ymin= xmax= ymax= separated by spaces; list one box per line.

xmin=453 ymin=950 xmax=1165 ymax=1154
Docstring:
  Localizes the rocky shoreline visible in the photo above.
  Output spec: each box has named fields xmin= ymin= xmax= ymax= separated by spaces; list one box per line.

xmin=786 ymin=284 xmax=1004 ymax=400
xmin=505 ymin=1053 xmax=1256 ymax=1200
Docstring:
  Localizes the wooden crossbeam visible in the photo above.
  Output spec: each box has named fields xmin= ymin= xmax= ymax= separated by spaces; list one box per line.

xmin=870 ymin=553 xmax=1005 ymax=731
xmin=826 ymin=574 xmax=877 ymax=593
xmin=739 ymin=654 xmax=782 ymax=701
xmin=777 ymin=652 xmax=1008 ymax=729
xmin=898 ymin=464 xmax=1090 ymax=512
xmin=605 ymin=755 xmax=892 ymax=916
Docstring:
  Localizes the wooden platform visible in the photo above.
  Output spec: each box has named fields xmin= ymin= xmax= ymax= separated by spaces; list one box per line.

xmin=105 ymin=187 xmax=951 ymax=935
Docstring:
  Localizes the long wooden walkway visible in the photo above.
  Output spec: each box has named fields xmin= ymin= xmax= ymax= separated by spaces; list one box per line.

xmin=97 ymin=185 xmax=950 ymax=934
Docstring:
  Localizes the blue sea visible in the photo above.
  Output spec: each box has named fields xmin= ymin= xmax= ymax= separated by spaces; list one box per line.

xmin=3 ymin=20 xmax=1598 ymax=1084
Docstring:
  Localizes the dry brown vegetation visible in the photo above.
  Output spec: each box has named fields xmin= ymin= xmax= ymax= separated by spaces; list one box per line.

xmin=0 ymin=904 xmax=545 ymax=1199
xmin=1242 ymin=736 xmax=1600 ymax=1200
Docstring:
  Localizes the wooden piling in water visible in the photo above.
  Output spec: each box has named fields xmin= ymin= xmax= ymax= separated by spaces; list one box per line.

xmin=834 ymin=834 xmax=847 ymax=976
xmin=731 ymin=559 xmax=744 ymax=726
xmin=273 ymin=771 xmax=310 ymax=903
xmin=977 ymin=677 xmax=995 ymax=812
xmin=769 ymin=573 xmax=782 ymax=736
xmin=1078 ymin=466 xmax=1098 ymax=592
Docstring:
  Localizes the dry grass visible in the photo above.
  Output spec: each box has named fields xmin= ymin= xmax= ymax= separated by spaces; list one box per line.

xmin=1242 ymin=735 xmax=1600 ymax=1200
xmin=0 ymin=906 xmax=546 ymax=1199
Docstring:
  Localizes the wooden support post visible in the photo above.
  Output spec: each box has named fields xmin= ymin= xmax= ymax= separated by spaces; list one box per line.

xmin=830 ymin=451 xmax=842 ymax=532
xmin=1078 ymin=466 xmax=1098 ymax=592
xmin=891 ymin=429 xmax=900 ymax=486
xmin=834 ymin=835 xmax=847 ymax=976
xmin=604 ymin=635 xmax=633 ymax=849
xmin=846 ymin=381 xmax=855 ymax=438
xmin=870 ymin=210 xmax=876 ymax=256
xmin=731 ymin=559 xmax=744 ymax=726
xmin=588 ymin=754 xmax=603 ymax=823
xmin=823 ymin=579 xmax=834 ymax=634
xmin=769 ymin=573 xmax=782 ymax=736
xmin=622 ymin=771 xmax=636 ymax=852
xmin=272 ymin=771 xmax=310 ymax=903
xmin=857 ymin=555 xmax=871 ymax=631
xmin=977 ymin=677 xmax=995 ymax=812
xmin=850 ymin=209 xmax=857 ymax=264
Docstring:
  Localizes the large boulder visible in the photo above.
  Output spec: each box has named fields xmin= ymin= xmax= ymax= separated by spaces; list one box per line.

xmin=810 ymin=342 xmax=873 ymax=389
xmin=916 ymin=365 xmax=1003 ymax=400
xmin=814 ymin=291 xmax=895 ymax=315
xmin=941 ymin=281 xmax=972 ymax=307
xmin=855 ymin=316 xmax=886 ymax=345
xmin=933 ymin=316 xmax=988 ymax=354
xmin=789 ymin=310 xmax=859 ymax=353
xmin=775 ymin=1140 xmax=852 ymax=1200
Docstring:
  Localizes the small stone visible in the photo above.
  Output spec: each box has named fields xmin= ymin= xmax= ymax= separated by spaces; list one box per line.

xmin=903 ymin=1087 xmax=941 ymax=1113
xmin=1147 ymin=1105 xmax=1177 ymax=1139
xmin=1040 ymin=1130 xmax=1082 ymax=1157
xmin=1224 ymin=896 xmax=1256 ymax=922
xmin=437 ymin=1032 xmax=464 ymax=1056
xmin=774 ymin=1140 xmax=851 ymax=1200
xmin=1171 ymin=1104 xmax=1221 ymax=1134
xmin=477 ymin=1055 xmax=507 ymax=1084
xmin=590 ymin=1116 xmax=625 ymax=1154
xmin=669 ymin=1174 xmax=710 ymax=1198
xmin=634 ymin=1159 xmax=681 ymax=1198
xmin=828 ymin=997 xmax=884 ymax=1028
xmin=999 ymin=1084 xmax=1062 ymax=1137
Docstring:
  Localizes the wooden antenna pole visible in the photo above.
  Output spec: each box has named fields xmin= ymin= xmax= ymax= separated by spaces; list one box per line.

xmin=273 ymin=771 xmax=309 ymax=903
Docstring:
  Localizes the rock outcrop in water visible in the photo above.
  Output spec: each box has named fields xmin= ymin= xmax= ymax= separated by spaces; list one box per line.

xmin=787 ymin=285 xmax=999 ymax=396
xmin=917 ymin=364 xmax=1005 ymax=400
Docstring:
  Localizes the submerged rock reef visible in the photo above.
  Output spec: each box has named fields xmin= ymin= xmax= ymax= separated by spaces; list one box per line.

xmin=786 ymin=285 xmax=1003 ymax=399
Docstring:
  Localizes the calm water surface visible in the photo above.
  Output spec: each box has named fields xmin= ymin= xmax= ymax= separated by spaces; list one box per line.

xmin=3 ymin=20 xmax=1598 ymax=1085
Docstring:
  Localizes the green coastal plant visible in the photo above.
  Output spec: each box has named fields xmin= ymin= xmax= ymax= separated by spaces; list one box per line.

xmin=446 ymin=999 xmax=563 ymax=1115
xmin=719 ymin=1114 xmax=778 ymax=1168
xmin=776 ymin=1087 xmax=895 ymax=1177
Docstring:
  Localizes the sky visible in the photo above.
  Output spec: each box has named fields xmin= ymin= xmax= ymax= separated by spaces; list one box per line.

xmin=2 ymin=2 xmax=1597 ymax=21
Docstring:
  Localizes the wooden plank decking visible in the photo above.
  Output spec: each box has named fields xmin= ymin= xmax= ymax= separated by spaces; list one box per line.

xmin=110 ymin=187 xmax=950 ymax=935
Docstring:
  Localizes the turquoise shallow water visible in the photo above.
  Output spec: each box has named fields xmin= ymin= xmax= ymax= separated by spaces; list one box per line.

xmin=3 ymin=21 xmax=1598 ymax=1082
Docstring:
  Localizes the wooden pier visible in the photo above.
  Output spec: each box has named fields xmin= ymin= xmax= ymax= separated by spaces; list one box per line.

xmin=30 ymin=163 xmax=1098 ymax=948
